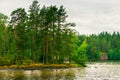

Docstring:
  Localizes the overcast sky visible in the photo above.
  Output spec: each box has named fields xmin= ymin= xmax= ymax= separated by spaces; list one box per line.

xmin=0 ymin=0 xmax=120 ymax=35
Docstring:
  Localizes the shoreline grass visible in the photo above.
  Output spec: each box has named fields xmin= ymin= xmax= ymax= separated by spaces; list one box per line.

xmin=0 ymin=63 xmax=82 ymax=70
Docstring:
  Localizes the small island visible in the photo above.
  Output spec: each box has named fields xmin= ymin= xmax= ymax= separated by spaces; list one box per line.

xmin=0 ymin=0 xmax=87 ymax=69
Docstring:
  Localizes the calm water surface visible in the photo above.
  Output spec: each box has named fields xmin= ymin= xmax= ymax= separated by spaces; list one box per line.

xmin=0 ymin=62 xmax=120 ymax=80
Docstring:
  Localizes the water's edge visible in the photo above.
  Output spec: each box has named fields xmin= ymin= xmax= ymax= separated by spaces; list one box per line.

xmin=0 ymin=62 xmax=120 ymax=80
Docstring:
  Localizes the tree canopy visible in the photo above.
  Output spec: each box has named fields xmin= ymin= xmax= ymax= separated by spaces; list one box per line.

xmin=0 ymin=0 xmax=82 ymax=66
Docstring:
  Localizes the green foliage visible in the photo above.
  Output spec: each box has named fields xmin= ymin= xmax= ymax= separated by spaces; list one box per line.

xmin=0 ymin=54 xmax=14 ymax=66
xmin=73 ymin=39 xmax=88 ymax=66
xmin=1 ymin=0 xmax=120 ymax=67
xmin=16 ymin=59 xmax=32 ymax=65
xmin=79 ymin=31 xmax=120 ymax=61
xmin=108 ymin=49 xmax=120 ymax=60
xmin=0 ymin=55 xmax=7 ymax=66
xmin=0 ymin=0 xmax=82 ymax=66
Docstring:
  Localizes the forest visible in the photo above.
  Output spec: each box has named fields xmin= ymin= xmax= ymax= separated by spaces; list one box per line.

xmin=0 ymin=0 xmax=120 ymax=67
xmin=79 ymin=32 xmax=120 ymax=61
xmin=0 ymin=0 xmax=81 ymax=66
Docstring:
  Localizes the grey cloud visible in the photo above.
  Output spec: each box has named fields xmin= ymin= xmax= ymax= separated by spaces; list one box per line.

xmin=0 ymin=0 xmax=120 ymax=34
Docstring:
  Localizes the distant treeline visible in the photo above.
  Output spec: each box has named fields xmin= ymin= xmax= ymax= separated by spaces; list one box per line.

xmin=78 ymin=32 xmax=120 ymax=61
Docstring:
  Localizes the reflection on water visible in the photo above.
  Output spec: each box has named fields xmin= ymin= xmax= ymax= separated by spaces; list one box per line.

xmin=0 ymin=69 xmax=75 ymax=80
xmin=1 ymin=62 xmax=120 ymax=80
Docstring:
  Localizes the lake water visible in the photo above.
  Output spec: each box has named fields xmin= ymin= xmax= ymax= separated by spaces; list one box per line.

xmin=0 ymin=62 xmax=120 ymax=80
